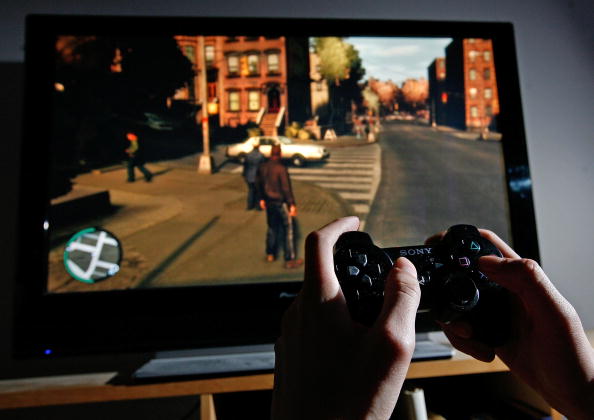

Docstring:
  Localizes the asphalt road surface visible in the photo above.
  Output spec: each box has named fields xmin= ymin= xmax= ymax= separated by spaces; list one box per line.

xmin=366 ymin=121 xmax=511 ymax=248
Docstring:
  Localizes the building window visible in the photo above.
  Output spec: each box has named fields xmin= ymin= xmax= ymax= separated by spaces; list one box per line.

xmin=267 ymin=53 xmax=280 ymax=73
xmin=484 ymin=88 xmax=492 ymax=99
xmin=484 ymin=68 xmax=491 ymax=80
xmin=484 ymin=50 xmax=491 ymax=61
xmin=205 ymin=45 xmax=215 ymax=66
xmin=248 ymin=90 xmax=260 ymax=111
xmin=486 ymin=105 xmax=493 ymax=116
xmin=226 ymin=36 xmax=238 ymax=42
xmin=228 ymin=91 xmax=240 ymax=111
xmin=469 ymin=87 xmax=478 ymax=98
xmin=227 ymin=55 xmax=239 ymax=75
xmin=184 ymin=45 xmax=196 ymax=64
xmin=247 ymin=53 xmax=260 ymax=75
xmin=469 ymin=50 xmax=479 ymax=62
xmin=469 ymin=68 xmax=477 ymax=81
xmin=470 ymin=106 xmax=479 ymax=118
xmin=245 ymin=36 xmax=259 ymax=41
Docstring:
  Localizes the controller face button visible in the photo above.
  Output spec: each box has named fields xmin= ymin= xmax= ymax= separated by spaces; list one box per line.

xmin=458 ymin=256 xmax=471 ymax=268
xmin=469 ymin=240 xmax=481 ymax=253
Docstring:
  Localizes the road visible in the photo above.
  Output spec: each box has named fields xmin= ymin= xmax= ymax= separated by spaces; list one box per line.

xmin=366 ymin=121 xmax=511 ymax=248
xmin=220 ymin=144 xmax=382 ymax=229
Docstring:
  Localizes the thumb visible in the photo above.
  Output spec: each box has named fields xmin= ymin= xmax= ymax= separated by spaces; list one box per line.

xmin=376 ymin=257 xmax=421 ymax=331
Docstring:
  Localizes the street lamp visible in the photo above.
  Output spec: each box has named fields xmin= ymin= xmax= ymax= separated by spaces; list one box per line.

xmin=197 ymin=36 xmax=214 ymax=174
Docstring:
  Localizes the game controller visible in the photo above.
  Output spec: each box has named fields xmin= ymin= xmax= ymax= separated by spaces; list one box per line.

xmin=334 ymin=224 xmax=510 ymax=347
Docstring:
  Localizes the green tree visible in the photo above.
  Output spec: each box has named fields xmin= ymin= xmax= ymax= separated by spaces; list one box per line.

xmin=362 ymin=85 xmax=380 ymax=115
xmin=312 ymin=37 xmax=365 ymax=131
xmin=312 ymin=37 xmax=350 ymax=86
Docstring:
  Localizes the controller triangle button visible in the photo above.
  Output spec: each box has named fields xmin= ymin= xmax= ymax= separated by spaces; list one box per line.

xmin=470 ymin=241 xmax=481 ymax=252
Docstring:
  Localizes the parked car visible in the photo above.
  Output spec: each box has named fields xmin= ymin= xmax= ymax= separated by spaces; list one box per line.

xmin=225 ymin=136 xmax=330 ymax=167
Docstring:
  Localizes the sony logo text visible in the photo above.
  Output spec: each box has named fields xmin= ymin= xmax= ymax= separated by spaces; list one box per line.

xmin=400 ymin=248 xmax=432 ymax=256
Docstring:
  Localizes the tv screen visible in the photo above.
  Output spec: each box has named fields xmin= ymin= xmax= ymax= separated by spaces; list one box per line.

xmin=14 ymin=15 xmax=539 ymax=357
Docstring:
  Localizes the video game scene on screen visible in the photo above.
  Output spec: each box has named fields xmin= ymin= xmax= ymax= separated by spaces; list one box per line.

xmin=47 ymin=34 xmax=510 ymax=293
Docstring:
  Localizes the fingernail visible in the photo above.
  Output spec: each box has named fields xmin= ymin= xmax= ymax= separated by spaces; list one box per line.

xmin=395 ymin=257 xmax=416 ymax=276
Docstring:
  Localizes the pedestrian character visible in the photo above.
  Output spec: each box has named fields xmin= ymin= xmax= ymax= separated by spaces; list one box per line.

xmin=355 ymin=117 xmax=363 ymax=139
xmin=125 ymin=132 xmax=153 ymax=183
xmin=256 ymin=144 xmax=303 ymax=269
xmin=243 ymin=142 xmax=265 ymax=210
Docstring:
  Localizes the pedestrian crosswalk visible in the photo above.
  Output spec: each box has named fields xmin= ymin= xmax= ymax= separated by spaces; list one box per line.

xmin=288 ymin=144 xmax=381 ymax=229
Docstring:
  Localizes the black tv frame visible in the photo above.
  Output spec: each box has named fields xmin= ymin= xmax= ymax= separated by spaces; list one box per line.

xmin=13 ymin=15 xmax=539 ymax=358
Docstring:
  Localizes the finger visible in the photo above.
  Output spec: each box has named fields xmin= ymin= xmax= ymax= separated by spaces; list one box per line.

xmin=425 ymin=228 xmax=520 ymax=260
xmin=376 ymin=257 xmax=421 ymax=334
xmin=424 ymin=231 xmax=445 ymax=245
xmin=442 ymin=327 xmax=495 ymax=362
xmin=478 ymin=256 xmax=558 ymax=304
xmin=437 ymin=319 xmax=473 ymax=339
xmin=303 ymin=216 xmax=360 ymax=302
xmin=477 ymin=229 xmax=520 ymax=259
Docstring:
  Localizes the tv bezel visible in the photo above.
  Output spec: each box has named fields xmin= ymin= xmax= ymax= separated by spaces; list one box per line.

xmin=13 ymin=15 xmax=539 ymax=358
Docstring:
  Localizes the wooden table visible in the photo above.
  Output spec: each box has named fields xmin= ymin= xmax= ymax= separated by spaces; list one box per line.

xmin=5 ymin=330 xmax=592 ymax=419
xmin=0 ymin=353 xmax=518 ymax=420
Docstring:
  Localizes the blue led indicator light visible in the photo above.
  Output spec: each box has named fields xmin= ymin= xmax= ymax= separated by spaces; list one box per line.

xmin=44 ymin=349 xmax=53 ymax=355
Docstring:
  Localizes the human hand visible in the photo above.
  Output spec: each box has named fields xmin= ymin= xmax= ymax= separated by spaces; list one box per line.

xmin=289 ymin=204 xmax=297 ymax=217
xmin=272 ymin=216 xmax=421 ymax=420
xmin=427 ymin=229 xmax=594 ymax=419
xmin=260 ymin=200 xmax=266 ymax=210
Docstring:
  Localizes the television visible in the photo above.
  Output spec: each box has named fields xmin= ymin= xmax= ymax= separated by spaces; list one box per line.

xmin=13 ymin=15 xmax=539 ymax=359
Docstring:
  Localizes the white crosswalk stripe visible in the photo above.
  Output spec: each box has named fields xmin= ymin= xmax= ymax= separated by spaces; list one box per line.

xmin=289 ymin=144 xmax=381 ymax=226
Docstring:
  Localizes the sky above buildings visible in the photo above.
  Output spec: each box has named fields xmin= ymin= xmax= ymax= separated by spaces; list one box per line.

xmin=346 ymin=37 xmax=452 ymax=85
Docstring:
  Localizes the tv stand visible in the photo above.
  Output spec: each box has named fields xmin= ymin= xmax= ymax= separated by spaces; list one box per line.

xmin=132 ymin=332 xmax=453 ymax=381
xmin=132 ymin=344 xmax=276 ymax=380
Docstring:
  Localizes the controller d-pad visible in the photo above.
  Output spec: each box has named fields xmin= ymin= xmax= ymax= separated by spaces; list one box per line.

xmin=360 ymin=274 xmax=373 ymax=288
xmin=366 ymin=263 xmax=382 ymax=278
xmin=347 ymin=266 xmax=360 ymax=277
xmin=355 ymin=253 xmax=368 ymax=267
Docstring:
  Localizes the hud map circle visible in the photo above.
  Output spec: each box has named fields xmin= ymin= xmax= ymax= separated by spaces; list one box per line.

xmin=63 ymin=228 xmax=122 ymax=284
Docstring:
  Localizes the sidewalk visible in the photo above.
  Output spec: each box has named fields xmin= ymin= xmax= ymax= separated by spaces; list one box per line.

xmin=433 ymin=125 xmax=502 ymax=141
xmin=48 ymin=163 xmax=352 ymax=293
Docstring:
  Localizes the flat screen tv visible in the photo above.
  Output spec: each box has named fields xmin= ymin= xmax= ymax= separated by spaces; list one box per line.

xmin=14 ymin=15 xmax=539 ymax=358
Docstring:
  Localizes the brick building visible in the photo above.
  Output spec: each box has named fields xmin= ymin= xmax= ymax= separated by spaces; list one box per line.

xmin=174 ymin=35 xmax=310 ymax=134
xmin=428 ymin=38 xmax=500 ymax=131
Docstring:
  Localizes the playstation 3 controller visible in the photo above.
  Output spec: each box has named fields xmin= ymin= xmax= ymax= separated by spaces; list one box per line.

xmin=334 ymin=224 xmax=510 ymax=347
